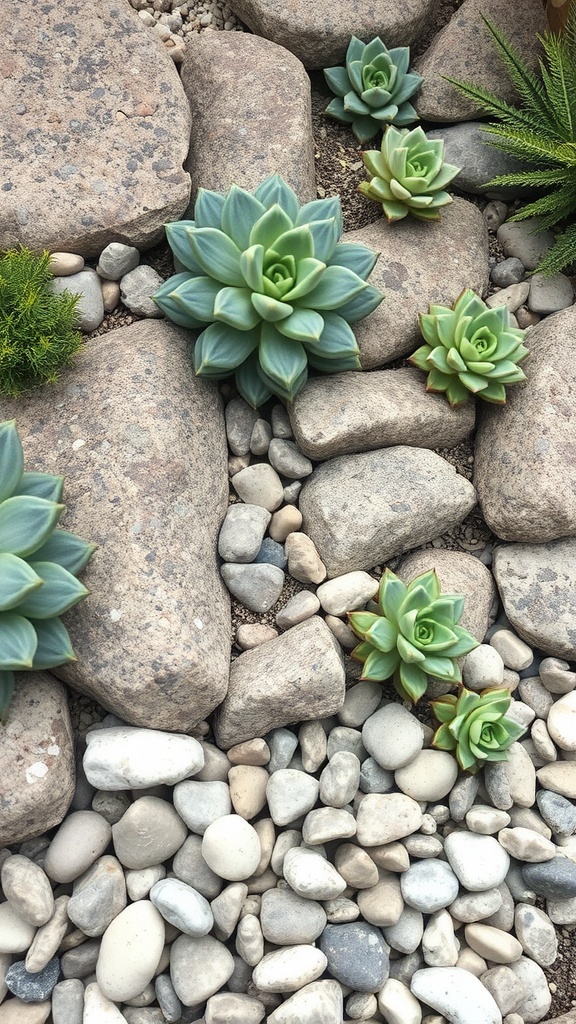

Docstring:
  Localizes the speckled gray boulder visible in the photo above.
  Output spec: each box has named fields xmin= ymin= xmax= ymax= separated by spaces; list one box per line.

xmin=344 ymin=200 xmax=488 ymax=369
xmin=0 ymin=674 xmax=74 ymax=846
xmin=427 ymin=123 xmax=527 ymax=197
xmin=300 ymin=447 xmax=476 ymax=577
xmin=1 ymin=321 xmax=230 ymax=732
xmin=0 ymin=0 xmax=190 ymax=256
xmin=475 ymin=306 xmax=576 ymax=543
xmin=413 ymin=0 xmax=547 ymax=122
xmin=493 ymin=539 xmax=576 ymax=660
xmin=181 ymin=32 xmax=315 ymax=209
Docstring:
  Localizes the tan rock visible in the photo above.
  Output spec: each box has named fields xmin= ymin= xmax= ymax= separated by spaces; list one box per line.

xmin=537 ymin=762 xmax=576 ymax=800
xmin=25 ymin=896 xmax=70 ymax=973
xmin=0 ymin=674 xmax=74 ymax=846
xmin=465 ymin=923 xmax=523 ymax=964
xmin=1 ymin=322 xmax=230 ymax=731
xmin=334 ymin=844 xmax=379 ymax=889
xmin=48 ymin=253 xmax=84 ymax=276
xmin=285 ymin=533 xmax=327 ymax=584
xmin=1 ymin=1 xmax=190 ymax=256
xmin=0 ymin=999 xmax=50 ymax=1023
xmin=181 ymin=32 xmax=315 ymax=205
xmin=357 ymin=872 xmax=404 ymax=927
xmin=227 ymin=738 xmax=271 ymax=766
xmin=228 ymin=766 xmax=269 ymax=820
xmin=269 ymin=506 xmax=303 ymax=543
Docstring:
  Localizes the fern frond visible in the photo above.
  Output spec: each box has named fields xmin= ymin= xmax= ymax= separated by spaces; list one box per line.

xmin=443 ymin=76 xmax=559 ymax=138
xmin=506 ymin=184 xmax=576 ymax=228
xmin=538 ymin=11 xmax=576 ymax=137
xmin=479 ymin=16 xmax=552 ymax=124
xmin=483 ymin=168 xmax=572 ymax=188
xmin=481 ymin=124 xmax=576 ymax=165
xmin=534 ymin=222 xmax=576 ymax=275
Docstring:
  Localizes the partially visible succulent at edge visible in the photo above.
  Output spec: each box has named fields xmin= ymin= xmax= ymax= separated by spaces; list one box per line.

xmin=348 ymin=568 xmax=479 ymax=703
xmin=0 ymin=420 xmax=96 ymax=721
xmin=409 ymin=288 xmax=529 ymax=406
xmin=358 ymin=125 xmax=461 ymax=222
xmin=431 ymin=686 xmax=527 ymax=773
xmin=153 ymin=175 xmax=384 ymax=408
xmin=324 ymin=35 xmax=423 ymax=143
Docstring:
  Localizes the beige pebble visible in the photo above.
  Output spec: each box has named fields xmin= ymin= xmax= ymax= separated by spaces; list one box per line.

xmin=229 ymin=454 xmax=250 ymax=476
xmin=325 ymin=614 xmax=358 ymax=649
xmin=25 ymin=896 xmax=70 ymax=972
xmin=357 ymin=871 xmax=403 ymax=927
xmin=0 ymin=903 xmax=37 ymax=953
xmin=228 ymin=766 xmax=269 ymax=820
xmin=236 ymin=623 xmax=279 ymax=650
xmin=236 ymin=913 xmax=264 ymax=966
xmin=465 ymin=923 xmax=523 ymax=963
xmin=369 ymin=842 xmax=411 ymax=873
xmin=43 ymin=811 xmax=112 ymax=883
xmin=227 ymin=738 xmax=270 ymax=765
xmin=0 ymin=998 xmax=51 ymax=1023
xmin=285 ymin=532 xmax=327 ymax=584
xmin=96 ymin=901 xmax=165 ymax=1002
xmin=335 ymin=844 xmax=379 ymax=889
xmin=101 ymin=279 xmax=120 ymax=312
xmin=299 ymin=720 xmax=327 ymax=773
xmin=49 ymin=252 xmax=84 ymax=276
xmin=252 ymin=818 xmax=275 ymax=877
xmin=269 ymin=505 xmax=302 ymax=542
xmin=497 ymin=827 xmax=556 ymax=862
xmin=456 ymin=946 xmax=488 ymax=976
xmin=1 ymin=855 xmax=54 ymax=926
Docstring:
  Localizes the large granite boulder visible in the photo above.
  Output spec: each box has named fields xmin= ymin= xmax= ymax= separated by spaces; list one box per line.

xmin=413 ymin=0 xmax=547 ymax=122
xmin=0 ymin=674 xmax=75 ymax=846
xmin=181 ymin=32 xmax=316 ymax=209
xmin=346 ymin=200 xmax=489 ymax=369
xmin=227 ymin=0 xmax=437 ymax=69
xmin=0 ymin=321 xmax=231 ymax=732
xmin=475 ymin=306 xmax=576 ymax=543
xmin=299 ymin=447 xmax=477 ymax=577
xmin=1 ymin=0 xmax=191 ymax=257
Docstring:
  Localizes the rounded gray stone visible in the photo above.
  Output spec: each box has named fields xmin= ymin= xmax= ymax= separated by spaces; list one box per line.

xmin=67 ymin=855 xmax=127 ymax=936
xmin=225 ymin=398 xmax=260 ymax=457
xmin=120 ymin=265 xmax=164 ymax=317
xmin=362 ymin=704 xmax=424 ymax=771
xmin=172 ymin=780 xmax=231 ymax=835
xmin=268 ymin=438 xmax=313 ymax=479
xmin=220 ymin=562 xmax=285 ymax=613
xmin=400 ymin=860 xmax=460 ymax=913
xmin=112 ymin=796 xmax=188 ymax=869
xmin=218 ymin=504 xmax=271 ymax=563
xmin=52 ymin=979 xmax=85 ymax=1024
xmin=319 ymin=922 xmax=389 ymax=992
xmin=51 ymin=268 xmax=104 ymax=331
xmin=5 ymin=956 xmax=60 ymax=1003
xmin=522 ymin=857 xmax=576 ymax=900
xmin=260 ymin=888 xmax=326 ymax=945
xmin=96 ymin=243 xmax=140 ymax=280
xmin=150 ymin=878 xmax=213 ymax=936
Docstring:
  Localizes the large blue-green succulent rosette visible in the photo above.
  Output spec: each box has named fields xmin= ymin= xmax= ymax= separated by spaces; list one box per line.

xmin=153 ymin=174 xmax=384 ymax=407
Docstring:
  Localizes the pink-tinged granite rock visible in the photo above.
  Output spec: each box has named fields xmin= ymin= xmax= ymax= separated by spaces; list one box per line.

xmin=0 ymin=0 xmax=190 ymax=257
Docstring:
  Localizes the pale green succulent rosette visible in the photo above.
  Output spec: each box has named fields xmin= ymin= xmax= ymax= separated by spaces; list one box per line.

xmin=409 ymin=288 xmax=529 ymax=406
xmin=0 ymin=420 xmax=96 ymax=721
xmin=324 ymin=36 xmax=423 ymax=143
xmin=348 ymin=568 xmax=478 ymax=703
xmin=358 ymin=125 xmax=461 ymax=222
xmin=431 ymin=686 xmax=527 ymax=773
xmin=154 ymin=174 xmax=384 ymax=407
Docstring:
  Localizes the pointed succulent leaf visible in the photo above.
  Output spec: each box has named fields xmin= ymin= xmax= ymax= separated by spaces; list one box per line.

xmin=171 ymin=276 xmax=222 ymax=322
xmin=420 ymin=654 xmax=462 ymax=682
xmin=431 ymin=721 xmax=458 ymax=751
xmin=328 ymin=242 xmax=379 ymax=279
xmin=0 ymin=612 xmax=37 ymax=669
xmin=252 ymin=175 xmax=300 ymax=222
xmin=251 ymin=293 xmax=293 ymax=323
xmin=282 ymin=258 xmax=327 ymax=303
xmin=325 ymin=97 xmax=355 ymax=123
xmin=335 ymin=283 xmax=384 ymax=324
xmin=362 ymin=646 xmax=401 ymax=681
xmin=0 ymin=496 xmax=64 ymax=558
xmin=323 ymin=65 xmax=352 ymax=97
xmin=18 ymin=562 xmax=89 ymax=619
xmin=270 ymin=225 xmax=315 ymax=262
xmin=396 ymin=633 xmax=426 ymax=664
xmin=296 ymin=266 xmax=367 ymax=311
xmin=276 ymin=308 xmax=324 ymax=342
xmin=258 ymin=326 xmax=308 ymax=399
xmin=346 ymin=36 xmax=366 ymax=63
xmin=306 ymin=352 xmax=361 ymax=373
xmin=214 ymin=287 xmax=261 ymax=330
xmin=187 ymin=229 xmax=245 ymax=287
xmin=221 ymin=185 xmax=267 ymax=250
xmin=153 ymin=273 xmax=206 ymax=328
xmin=164 ymin=223 xmax=204 ymax=273
xmin=0 ymin=553 xmax=43 ymax=612
xmin=379 ymin=569 xmax=407 ymax=623
xmin=304 ymin=218 xmax=342 ymax=263
xmin=296 ymin=196 xmax=343 ymax=233
xmin=343 ymin=91 xmax=372 ymax=116
xmin=353 ymin=116 xmax=381 ymax=143
xmin=430 ymin=693 xmax=458 ymax=724
xmin=16 ymin=472 xmax=65 ymax=502
xmin=397 ymin=660 xmax=428 ymax=702
xmin=33 ymin=530 xmax=96 ymax=576
xmin=0 ymin=420 xmax=24 ymax=503
xmin=193 ymin=188 xmax=226 ymax=229
xmin=29 ymin=617 xmax=76 ymax=670
xmin=305 ymin=313 xmax=360 ymax=361
xmin=364 ymin=615 xmax=398 ymax=653
xmin=234 ymin=351 xmax=273 ymax=409
xmin=0 ymin=671 xmax=15 ymax=722
xmin=348 ymin=610 xmax=381 ymax=637
xmin=249 ymin=205 xmax=295 ymax=250
xmin=239 ymin=244 xmax=265 ymax=293
xmin=194 ymin=323 xmax=260 ymax=375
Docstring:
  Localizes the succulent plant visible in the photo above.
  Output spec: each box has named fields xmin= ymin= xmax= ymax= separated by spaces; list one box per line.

xmin=348 ymin=568 xmax=479 ymax=703
xmin=409 ymin=288 xmax=529 ymax=406
xmin=358 ymin=125 xmax=461 ymax=222
xmin=153 ymin=175 xmax=384 ymax=407
xmin=0 ymin=420 xmax=95 ymax=721
xmin=323 ymin=36 xmax=423 ymax=143
xmin=431 ymin=686 xmax=527 ymax=773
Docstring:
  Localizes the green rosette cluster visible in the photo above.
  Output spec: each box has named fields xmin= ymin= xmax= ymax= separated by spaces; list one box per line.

xmin=153 ymin=174 xmax=383 ymax=408
xmin=409 ymin=288 xmax=529 ymax=406
xmin=324 ymin=36 xmax=423 ymax=143
xmin=358 ymin=125 xmax=461 ymax=222
xmin=431 ymin=687 xmax=526 ymax=773
xmin=0 ymin=420 xmax=96 ymax=720
xmin=348 ymin=568 xmax=479 ymax=703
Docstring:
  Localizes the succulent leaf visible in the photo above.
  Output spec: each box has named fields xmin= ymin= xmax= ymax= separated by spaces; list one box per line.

xmin=349 ymin=568 xmax=478 ymax=702
xmin=29 ymin=617 xmax=76 ymax=670
xmin=16 ymin=473 xmax=65 ymax=502
xmin=324 ymin=36 xmax=422 ymax=141
xmin=409 ymin=288 xmax=529 ymax=406
xmin=0 ymin=553 xmax=43 ymax=612
xmin=0 ymin=612 xmax=37 ymax=670
xmin=18 ymin=562 xmax=89 ymax=620
xmin=0 ymin=497 xmax=64 ymax=558
xmin=431 ymin=686 xmax=527 ymax=773
xmin=0 ymin=420 xmax=24 ymax=503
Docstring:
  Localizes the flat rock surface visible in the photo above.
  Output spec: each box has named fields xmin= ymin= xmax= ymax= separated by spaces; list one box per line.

xmin=1 ymin=321 xmax=231 ymax=731
xmin=1 ymin=0 xmax=191 ymax=257
xmin=346 ymin=201 xmax=489 ymax=369
xmin=0 ymin=674 xmax=74 ymax=846
xmin=289 ymin=367 xmax=475 ymax=461
xmin=213 ymin=617 xmax=345 ymax=748
xmin=299 ymin=447 xmax=477 ymax=577
xmin=493 ymin=539 xmax=576 ymax=660
xmin=226 ymin=0 xmax=436 ymax=69
xmin=181 ymin=32 xmax=315 ymax=209
xmin=413 ymin=0 xmax=547 ymax=122
xmin=475 ymin=306 xmax=576 ymax=543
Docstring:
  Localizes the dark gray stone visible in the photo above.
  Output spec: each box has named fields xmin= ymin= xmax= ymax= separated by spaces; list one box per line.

xmin=319 ymin=922 xmax=390 ymax=992
xmin=428 ymin=123 xmax=528 ymax=197
xmin=254 ymin=538 xmax=287 ymax=569
xmin=155 ymin=974 xmax=183 ymax=1023
xmin=491 ymin=258 xmax=526 ymax=287
xmin=536 ymin=791 xmax=576 ymax=838
xmin=61 ymin=940 xmax=101 ymax=980
xmin=522 ymin=858 xmax=576 ymax=900
xmin=5 ymin=957 xmax=60 ymax=1002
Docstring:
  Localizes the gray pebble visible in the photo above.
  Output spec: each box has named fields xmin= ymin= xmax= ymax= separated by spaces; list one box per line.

xmin=150 ymin=878 xmax=213 ymax=936
xmin=497 ymin=218 xmax=555 ymax=271
xmin=449 ymin=774 xmax=480 ymax=822
xmin=518 ymin=677 xmax=554 ymax=719
xmin=320 ymin=751 xmax=360 ymax=808
xmin=528 ymin=271 xmax=575 ymax=314
xmin=96 ymin=242 xmax=140 ymax=280
xmin=155 ymin=974 xmax=183 ymax=1023
xmin=400 ymin=860 xmax=460 ymax=913
xmin=267 ymin=728 xmax=298 ymax=773
xmin=67 ymin=855 xmax=127 ymax=936
xmin=484 ymin=201 xmax=508 ymax=231
xmin=490 ymin=258 xmax=525 ymax=287
xmin=225 ymin=398 xmax=259 ymax=456
xmin=218 ymin=504 xmax=271 ymax=563
xmin=283 ymin=480 xmax=302 ymax=503
xmin=172 ymin=835 xmax=223 ymax=899
xmin=220 ymin=562 xmax=284 ymax=613
xmin=250 ymin=418 xmax=273 ymax=455
xmin=120 ymin=265 xmax=164 ymax=317
xmin=60 ymin=939 xmax=100 ymax=979
xmin=254 ymin=537 xmax=287 ymax=569
xmin=51 ymin=268 xmax=104 ymax=331
xmin=275 ymin=590 xmax=320 ymax=629
xmin=91 ymin=789 xmax=131 ymax=824
xmin=260 ymin=887 xmax=326 ymax=945
xmin=359 ymin=757 xmax=395 ymax=794
xmin=173 ymin=780 xmax=231 ymax=835
xmin=522 ymin=857 xmax=576 ymax=900
xmin=268 ymin=438 xmax=313 ymax=479
xmin=539 ymin=657 xmax=576 ymax=695
xmin=320 ymin=922 xmax=389 ymax=992
xmin=271 ymin=404 xmax=293 ymax=438
xmin=536 ymin=790 xmax=576 ymax=837
xmin=327 ymin=726 xmax=367 ymax=762
xmin=52 ymin=978 xmax=84 ymax=1024
xmin=6 ymin=956 xmax=60 ymax=1002
xmin=483 ymin=761 xmax=513 ymax=810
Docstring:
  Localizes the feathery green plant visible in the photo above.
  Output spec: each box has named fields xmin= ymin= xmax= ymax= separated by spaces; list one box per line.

xmin=445 ymin=12 xmax=576 ymax=275
xmin=0 ymin=248 xmax=82 ymax=396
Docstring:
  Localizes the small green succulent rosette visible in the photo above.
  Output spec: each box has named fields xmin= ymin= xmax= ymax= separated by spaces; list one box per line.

xmin=0 ymin=420 xmax=96 ymax=721
xmin=348 ymin=568 xmax=479 ymax=703
xmin=409 ymin=288 xmax=529 ymax=406
xmin=431 ymin=686 xmax=526 ymax=773
xmin=153 ymin=174 xmax=384 ymax=408
xmin=358 ymin=125 xmax=461 ymax=222
xmin=324 ymin=35 xmax=423 ymax=143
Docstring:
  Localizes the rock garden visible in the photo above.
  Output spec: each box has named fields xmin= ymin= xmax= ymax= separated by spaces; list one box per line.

xmin=1 ymin=0 xmax=576 ymax=1022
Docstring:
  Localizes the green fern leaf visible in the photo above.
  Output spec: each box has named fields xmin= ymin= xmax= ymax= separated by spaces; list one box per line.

xmin=535 ymin=222 xmax=576 ymax=275
xmin=479 ymin=16 xmax=552 ymax=124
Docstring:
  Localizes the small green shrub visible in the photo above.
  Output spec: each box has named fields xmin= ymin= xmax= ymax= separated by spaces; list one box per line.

xmin=324 ymin=36 xmax=423 ymax=143
xmin=409 ymin=289 xmax=529 ymax=406
xmin=431 ymin=686 xmax=527 ymax=773
xmin=0 ymin=247 xmax=82 ymax=397
xmin=445 ymin=12 xmax=576 ymax=275
xmin=0 ymin=420 xmax=96 ymax=721
xmin=348 ymin=568 xmax=478 ymax=703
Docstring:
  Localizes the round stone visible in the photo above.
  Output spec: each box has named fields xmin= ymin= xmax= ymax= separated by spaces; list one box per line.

xmin=1 ymin=855 xmax=54 ymax=927
xmin=201 ymin=815 xmax=261 ymax=881
xmin=150 ymin=878 xmax=213 ymax=936
xmin=96 ymin=901 xmax=165 ymax=1002
xmin=320 ymin=922 xmax=389 ymax=992
xmin=232 ymin=464 xmax=284 ymax=511
xmin=400 ymin=860 xmax=460 ymax=913
xmin=444 ymin=832 xmax=510 ymax=891
xmin=260 ymin=888 xmax=326 ymax=945
xmin=462 ymin=644 xmax=505 ymax=690
xmin=266 ymin=769 xmax=319 ymax=826
xmin=464 ymin=923 xmax=523 ymax=964
xmin=282 ymin=848 xmax=346 ymax=901
xmin=356 ymin=793 xmax=423 ymax=846
xmin=547 ymin=691 xmax=576 ymax=751
xmin=172 ymin=780 xmax=231 ymax=834
xmin=362 ymin=704 xmax=424 ymax=770
xmin=66 ymin=855 xmax=127 ymax=937
xmin=252 ymin=945 xmax=327 ymax=993
xmin=394 ymin=750 xmax=458 ymax=802
xmin=112 ymin=797 xmax=187 ymax=870
xmin=410 ymin=966 xmax=501 ymax=1024
xmin=316 ymin=572 xmax=379 ymax=616
xmin=522 ymin=857 xmax=576 ymax=900
xmin=170 ymin=935 xmax=235 ymax=1006
xmin=43 ymin=811 xmax=112 ymax=884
